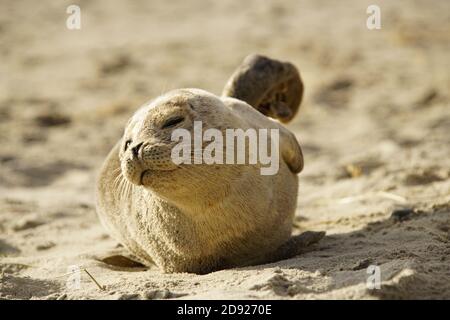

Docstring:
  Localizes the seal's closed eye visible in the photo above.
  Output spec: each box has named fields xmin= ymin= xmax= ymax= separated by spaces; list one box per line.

xmin=162 ymin=116 xmax=184 ymax=129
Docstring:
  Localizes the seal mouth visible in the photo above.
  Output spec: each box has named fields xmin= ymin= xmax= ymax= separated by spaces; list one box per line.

xmin=140 ymin=169 xmax=150 ymax=185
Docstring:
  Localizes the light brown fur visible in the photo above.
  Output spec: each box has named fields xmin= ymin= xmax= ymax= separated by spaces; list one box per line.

xmin=96 ymin=88 xmax=322 ymax=274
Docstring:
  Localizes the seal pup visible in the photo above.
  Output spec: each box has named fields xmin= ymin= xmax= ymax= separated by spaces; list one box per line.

xmin=96 ymin=58 xmax=323 ymax=274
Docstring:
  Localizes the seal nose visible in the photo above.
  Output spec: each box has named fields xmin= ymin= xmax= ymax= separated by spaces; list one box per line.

xmin=131 ymin=142 xmax=144 ymax=158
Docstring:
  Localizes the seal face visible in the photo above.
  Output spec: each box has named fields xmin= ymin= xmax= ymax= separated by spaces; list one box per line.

xmin=117 ymin=89 xmax=257 ymax=203
xmin=119 ymin=93 xmax=192 ymax=187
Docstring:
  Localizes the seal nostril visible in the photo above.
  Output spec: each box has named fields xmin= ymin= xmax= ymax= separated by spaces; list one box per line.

xmin=131 ymin=142 xmax=144 ymax=158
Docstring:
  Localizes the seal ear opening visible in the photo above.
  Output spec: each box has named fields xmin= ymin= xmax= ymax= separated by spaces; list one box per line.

xmin=222 ymin=54 xmax=304 ymax=123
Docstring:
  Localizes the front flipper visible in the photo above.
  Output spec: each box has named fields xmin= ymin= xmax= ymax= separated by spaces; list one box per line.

xmin=270 ymin=231 xmax=326 ymax=262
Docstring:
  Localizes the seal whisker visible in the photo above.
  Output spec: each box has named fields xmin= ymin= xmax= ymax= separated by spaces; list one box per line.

xmin=123 ymin=178 xmax=132 ymax=199
xmin=126 ymin=179 xmax=133 ymax=198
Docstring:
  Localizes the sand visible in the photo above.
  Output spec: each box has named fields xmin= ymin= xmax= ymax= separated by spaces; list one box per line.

xmin=0 ymin=0 xmax=449 ymax=300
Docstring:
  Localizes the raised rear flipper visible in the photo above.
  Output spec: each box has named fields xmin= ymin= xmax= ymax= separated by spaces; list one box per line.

xmin=222 ymin=54 xmax=304 ymax=123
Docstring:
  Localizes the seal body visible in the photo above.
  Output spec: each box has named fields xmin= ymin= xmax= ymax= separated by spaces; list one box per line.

xmin=96 ymin=88 xmax=305 ymax=273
